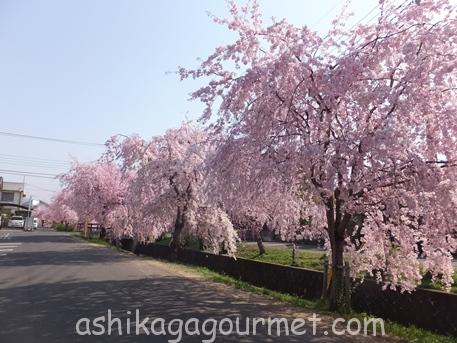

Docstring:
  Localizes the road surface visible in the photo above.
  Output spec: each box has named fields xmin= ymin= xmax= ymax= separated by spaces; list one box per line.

xmin=0 ymin=229 xmax=395 ymax=342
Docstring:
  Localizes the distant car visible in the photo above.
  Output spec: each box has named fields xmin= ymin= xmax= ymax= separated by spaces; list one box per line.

xmin=8 ymin=216 xmax=24 ymax=228
xmin=33 ymin=218 xmax=38 ymax=229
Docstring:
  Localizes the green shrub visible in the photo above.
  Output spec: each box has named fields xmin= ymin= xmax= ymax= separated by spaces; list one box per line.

xmin=54 ymin=223 xmax=75 ymax=232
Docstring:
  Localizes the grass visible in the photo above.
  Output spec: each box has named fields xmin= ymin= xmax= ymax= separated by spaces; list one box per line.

xmin=150 ymin=259 xmax=457 ymax=343
xmin=236 ymin=243 xmax=326 ymax=271
xmin=155 ymin=236 xmax=172 ymax=246
xmin=81 ymin=235 xmax=457 ymax=343
xmin=237 ymin=243 xmax=457 ymax=295
xmin=155 ymin=263 xmax=457 ymax=343
xmin=54 ymin=223 xmax=76 ymax=232
xmin=100 ymin=236 xmax=457 ymax=295
xmin=351 ymin=312 xmax=457 ymax=343
xmin=74 ymin=233 xmax=117 ymax=249
xmin=195 ymin=265 xmax=323 ymax=309
xmin=454 ymin=274 xmax=457 ymax=294
xmin=420 ymin=272 xmax=457 ymax=294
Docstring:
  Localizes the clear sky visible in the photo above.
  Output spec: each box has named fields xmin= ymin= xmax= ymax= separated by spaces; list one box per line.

xmin=0 ymin=0 xmax=382 ymax=201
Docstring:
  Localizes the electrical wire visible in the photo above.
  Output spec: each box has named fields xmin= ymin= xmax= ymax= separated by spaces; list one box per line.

xmin=0 ymin=160 xmax=70 ymax=170
xmin=0 ymin=160 xmax=69 ymax=169
xmin=25 ymin=183 xmax=58 ymax=193
xmin=0 ymin=169 xmax=59 ymax=179
xmin=312 ymin=0 xmax=345 ymax=27
xmin=0 ymin=130 xmax=105 ymax=147
xmin=0 ymin=153 xmax=72 ymax=165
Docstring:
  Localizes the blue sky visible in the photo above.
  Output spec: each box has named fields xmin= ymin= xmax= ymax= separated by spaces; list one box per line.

xmin=0 ymin=0 xmax=380 ymax=201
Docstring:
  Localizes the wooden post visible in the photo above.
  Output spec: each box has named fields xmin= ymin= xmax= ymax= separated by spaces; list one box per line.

xmin=256 ymin=232 xmax=266 ymax=255
xmin=292 ymin=243 xmax=297 ymax=265
xmin=344 ymin=261 xmax=351 ymax=309
xmin=322 ymin=258 xmax=329 ymax=299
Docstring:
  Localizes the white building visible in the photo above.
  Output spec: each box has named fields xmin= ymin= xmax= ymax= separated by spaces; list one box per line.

xmin=0 ymin=177 xmax=25 ymax=208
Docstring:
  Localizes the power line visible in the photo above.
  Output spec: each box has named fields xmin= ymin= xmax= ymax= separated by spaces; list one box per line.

xmin=0 ymin=153 xmax=73 ymax=164
xmin=0 ymin=157 xmax=71 ymax=169
xmin=25 ymin=183 xmax=58 ymax=193
xmin=0 ymin=153 xmax=72 ymax=170
xmin=0 ymin=130 xmax=105 ymax=147
xmin=0 ymin=153 xmax=98 ymax=167
xmin=0 ymin=160 xmax=69 ymax=171
xmin=312 ymin=0 xmax=345 ymax=27
xmin=0 ymin=169 xmax=59 ymax=179
xmin=0 ymin=156 xmax=70 ymax=166
xmin=327 ymin=0 xmax=411 ymax=55
xmin=359 ymin=0 xmax=410 ymax=28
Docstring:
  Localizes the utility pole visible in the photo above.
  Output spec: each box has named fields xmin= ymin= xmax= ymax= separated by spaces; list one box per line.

xmin=25 ymin=195 xmax=33 ymax=230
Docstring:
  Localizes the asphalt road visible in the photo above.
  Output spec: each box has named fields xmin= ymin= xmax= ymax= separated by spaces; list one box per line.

xmin=0 ymin=229 xmax=395 ymax=343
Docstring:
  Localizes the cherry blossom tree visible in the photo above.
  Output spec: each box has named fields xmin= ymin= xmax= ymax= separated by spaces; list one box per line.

xmin=35 ymin=191 xmax=78 ymax=227
xmin=102 ymin=134 xmax=153 ymax=241
xmin=208 ymin=136 xmax=325 ymax=253
xmin=181 ymin=0 xmax=457 ymax=311
xmin=60 ymin=161 xmax=128 ymax=237
xmin=135 ymin=124 xmax=238 ymax=255
xmin=104 ymin=134 xmax=154 ymax=172
xmin=105 ymin=123 xmax=239 ymax=255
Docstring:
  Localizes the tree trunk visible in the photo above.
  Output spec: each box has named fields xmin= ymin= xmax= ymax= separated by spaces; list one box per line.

xmin=256 ymin=232 xmax=266 ymax=255
xmin=100 ymin=227 xmax=106 ymax=239
xmin=83 ymin=221 xmax=88 ymax=238
xmin=329 ymin=237 xmax=349 ymax=313
xmin=170 ymin=208 xmax=185 ymax=254
xmin=132 ymin=237 xmax=139 ymax=255
xmin=326 ymin=195 xmax=351 ymax=313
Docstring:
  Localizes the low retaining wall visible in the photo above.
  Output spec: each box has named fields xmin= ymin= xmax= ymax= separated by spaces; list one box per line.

xmin=179 ymin=248 xmax=324 ymax=299
xmin=118 ymin=238 xmax=457 ymax=337
xmin=352 ymin=280 xmax=457 ymax=337
xmin=128 ymin=239 xmax=323 ymax=299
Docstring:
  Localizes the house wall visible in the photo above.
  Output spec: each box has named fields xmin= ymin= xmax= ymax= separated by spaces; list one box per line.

xmin=0 ymin=191 xmax=22 ymax=204
xmin=0 ymin=181 xmax=25 ymax=215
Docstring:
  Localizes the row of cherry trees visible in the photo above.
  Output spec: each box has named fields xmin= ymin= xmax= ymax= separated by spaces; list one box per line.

xmin=39 ymin=124 xmax=239 ymax=256
xmin=40 ymin=0 xmax=457 ymax=312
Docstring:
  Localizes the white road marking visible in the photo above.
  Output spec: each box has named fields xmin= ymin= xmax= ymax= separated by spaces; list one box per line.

xmin=0 ymin=239 xmax=21 ymax=255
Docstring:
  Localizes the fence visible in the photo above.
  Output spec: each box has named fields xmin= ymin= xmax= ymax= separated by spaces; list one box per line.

xmin=116 ymin=238 xmax=457 ymax=337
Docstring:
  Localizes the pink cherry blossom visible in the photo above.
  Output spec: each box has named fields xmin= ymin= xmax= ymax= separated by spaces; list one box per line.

xmin=104 ymin=123 xmax=239 ymax=255
xmin=181 ymin=0 xmax=457 ymax=310
xmin=36 ymin=191 xmax=78 ymax=225
xmin=59 ymin=161 xmax=129 ymax=237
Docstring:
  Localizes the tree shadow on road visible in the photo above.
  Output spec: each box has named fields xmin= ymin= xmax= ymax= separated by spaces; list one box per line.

xmin=0 ymin=276 xmax=354 ymax=343
xmin=0 ymin=248 xmax=129 ymax=267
